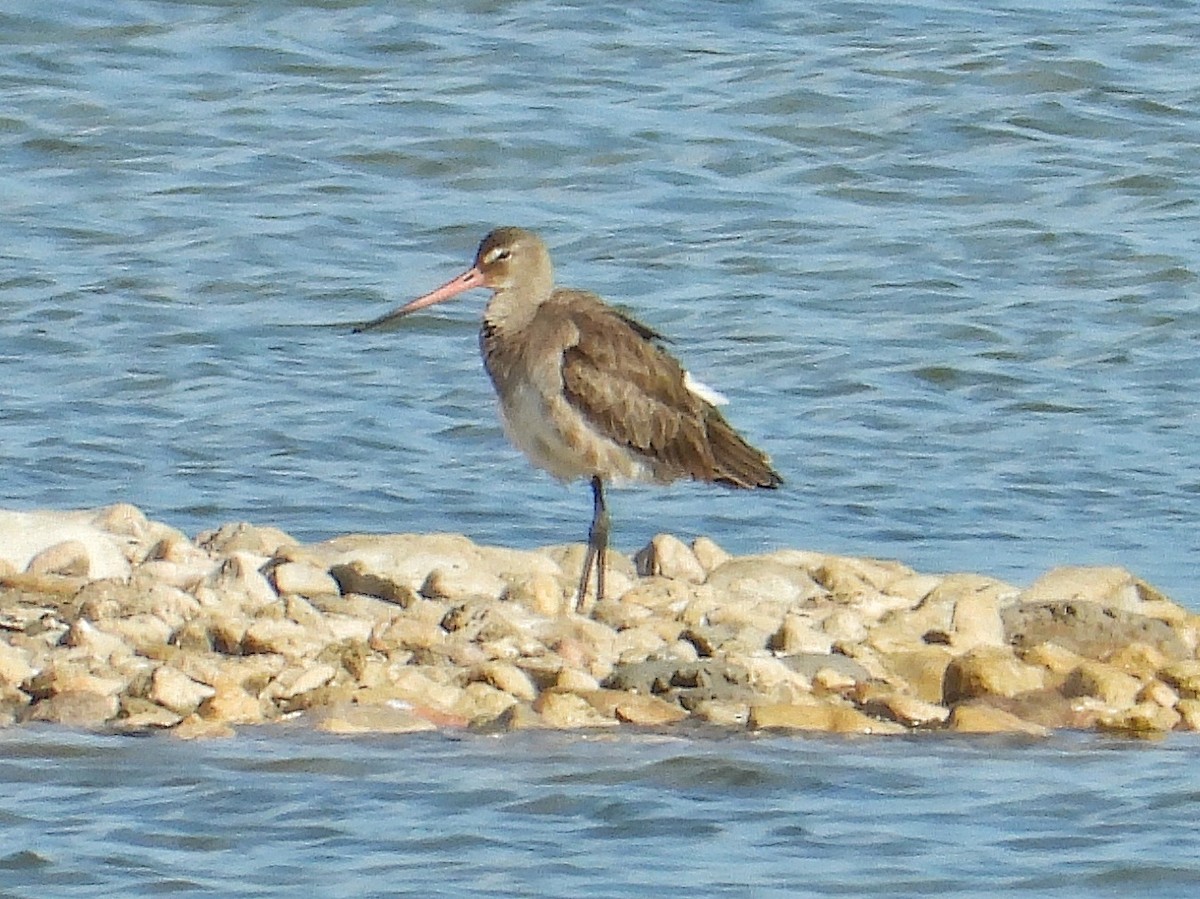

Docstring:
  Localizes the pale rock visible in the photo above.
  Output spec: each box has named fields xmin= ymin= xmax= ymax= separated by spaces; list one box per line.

xmin=861 ymin=693 xmax=950 ymax=728
xmin=25 ymin=690 xmax=120 ymax=727
xmin=1139 ymin=679 xmax=1179 ymax=709
xmin=117 ymin=698 xmax=183 ymax=730
xmin=1106 ymin=643 xmax=1168 ymax=680
xmin=749 ymin=700 xmax=904 ymax=735
xmin=198 ymin=681 xmax=266 ymax=725
xmin=64 ymin=618 xmax=130 ymax=662
xmin=613 ymin=625 xmax=667 ymax=664
xmin=690 ymin=699 xmax=749 ymax=726
xmin=823 ymin=609 xmax=868 ymax=644
xmin=556 ymin=668 xmax=601 ymax=693
xmin=25 ymin=540 xmax=91 ymax=577
xmin=884 ymin=573 xmax=942 ymax=604
xmin=1020 ymin=642 xmax=1086 ymax=677
xmin=328 ymin=561 xmax=416 ymax=605
xmin=581 ymin=690 xmax=688 ymax=726
xmin=23 ymin=662 xmax=126 ymax=700
xmin=455 ymin=682 xmax=518 ymax=723
xmin=741 ymin=654 xmax=813 ymax=697
xmin=880 ymin=648 xmax=953 ymax=704
xmin=943 ymin=647 xmax=1046 ymax=704
xmin=172 ymin=713 xmax=236 ymax=740
xmin=93 ymin=614 xmax=175 ymax=656
xmin=504 ymin=572 xmax=566 ymax=617
xmin=0 ymin=509 xmax=132 ymax=580
xmin=691 ymin=536 xmax=731 ymax=573
xmin=0 ymin=642 xmax=35 ymax=687
xmin=813 ymin=667 xmax=857 ymax=695
xmin=150 ymin=665 xmax=217 ymax=715
xmin=1160 ymin=660 xmax=1200 ymax=699
xmin=634 ymin=534 xmax=707 ymax=584
xmin=1021 ymin=566 xmax=1143 ymax=610
xmin=948 ymin=702 xmax=1049 ymax=736
xmin=533 ymin=691 xmax=618 ymax=728
xmin=706 ymin=557 xmax=825 ymax=606
xmin=1099 ymin=701 xmax=1181 ymax=735
xmin=320 ymin=613 xmax=374 ymax=645
xmin=771 ymin=614 xmax=833 ymax=655
xmin=476 ymin=661 xmax=538 ymax=702
xmin=951 ymin=590 xmax=1006 ymax=651
xmin=1177 ymin=699 xmax=1200 ymax=731
xmin=270 ymin=561 xmax=340 ymax=597
xmin=198 ymin=521 xmax=299 ymax=558
xmin=242 ymin=618 xmax=329 ymax=660
xmin=266 ymin=663 xmax=338 ymax=701
xmin=1063 ymin=661 xmax=1143 ymax=708
xmin=421 ymin=566 xmax=506 ymax=602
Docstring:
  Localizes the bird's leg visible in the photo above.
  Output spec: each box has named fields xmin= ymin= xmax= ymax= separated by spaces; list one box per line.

xmin=576 ymin=475 xmax=609 ymax=613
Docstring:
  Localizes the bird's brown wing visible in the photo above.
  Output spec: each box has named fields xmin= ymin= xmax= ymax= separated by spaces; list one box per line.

xmin=556 ymin=292 xmax=781 ymax=489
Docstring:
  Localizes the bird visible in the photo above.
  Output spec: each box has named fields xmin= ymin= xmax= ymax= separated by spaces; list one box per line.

xmin=355 ymin=227 xmax=782 ymax=612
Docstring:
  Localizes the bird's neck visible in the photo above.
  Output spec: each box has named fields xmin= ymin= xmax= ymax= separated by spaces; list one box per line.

xmin=482 ymin=284 xmax=547 ymax=336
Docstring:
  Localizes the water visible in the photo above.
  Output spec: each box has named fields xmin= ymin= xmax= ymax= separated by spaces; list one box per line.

xmin=2 ymin=0 xmax=1200 ymax=894
xmin=2 ymin=727 xmax=1200 ymax=898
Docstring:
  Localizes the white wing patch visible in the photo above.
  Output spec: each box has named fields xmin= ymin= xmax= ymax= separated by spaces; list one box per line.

xmin=683 ymin=370 xmax=729 ymax=406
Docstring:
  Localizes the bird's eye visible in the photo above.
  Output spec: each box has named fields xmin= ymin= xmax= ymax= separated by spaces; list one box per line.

xmin=489 ymin=248 xmax=512 ymax=263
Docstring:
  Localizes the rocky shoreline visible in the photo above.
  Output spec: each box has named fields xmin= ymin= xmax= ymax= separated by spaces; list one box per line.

xmin=1 ymin=504 xmax=1198 ymax=739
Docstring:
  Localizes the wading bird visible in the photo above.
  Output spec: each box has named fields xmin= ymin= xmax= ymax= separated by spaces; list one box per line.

xmin=356 ymin=227 xmax=782 ymax=611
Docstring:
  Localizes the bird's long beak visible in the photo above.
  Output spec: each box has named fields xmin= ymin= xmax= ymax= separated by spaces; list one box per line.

xmin=354 ymin=266 xmax=488 ymax=332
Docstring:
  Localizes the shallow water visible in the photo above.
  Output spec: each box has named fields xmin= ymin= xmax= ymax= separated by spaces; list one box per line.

xmin=2 ymin=1 xmax=1200 ymax=894
xmin=2 ymin=0 xmax=1197 ymax=603
xmin=3 ymin=727 xmax=1200 ymax=898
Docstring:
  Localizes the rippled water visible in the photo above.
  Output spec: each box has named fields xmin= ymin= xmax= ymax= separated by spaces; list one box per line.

xmin=3 ymin=728 xmax=1200 ymax=898
xmin=3 ymin=1 xmax=1200 ymax=894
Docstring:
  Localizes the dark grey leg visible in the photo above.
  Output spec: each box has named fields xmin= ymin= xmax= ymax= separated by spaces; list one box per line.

xmin=576 ymin=475 xmax=609 ymax=613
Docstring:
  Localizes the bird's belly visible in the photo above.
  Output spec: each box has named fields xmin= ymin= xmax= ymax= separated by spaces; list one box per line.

xmin=496 ymin=382 xmax=653 ymax=485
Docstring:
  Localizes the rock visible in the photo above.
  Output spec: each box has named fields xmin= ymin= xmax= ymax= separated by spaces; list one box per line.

xmin=269 ymin=561 xmax=341 ymax=597
xmin=706 ymin=557 xmax=825 ymax=606
xmin=0 ymin=509 xmax=133 ymax=580
xmin=1003 ymin=601 xmax=1189 ymax=661
xmin=198 ymin=681 xmax=266 ymax=725
xmin=943 ymin=647 xmax=1046 ymax=704
xmin=1062 ymin=662 xmax=1142 ymax=709
xmin=0 ymin=642 xmax=35 ymax=687
xmin=691 ymin=537 xmax=731 ymax=572
xmin=198 ymin=522 xmax=298 ymax=558
xmin=1159 ymin=660 xmax=1200 ymax=699
xmin=241 ymin=618 xmax=329 ymax=660
xmin=634 ymin=534 xmax=707 ymax=584
xmin=24 ymin=690 xmax=120 ymax=728
xmin=533 ymin=691 xmax=618 ymax=728
xmin=1020 ymin=566 xmax=1144 ymax=611
xmin=951 ymin=590 xmax=1006 ymax=650
xmin=1098 ymin=702 xmax=1181 ymax=736
xmin=149 ymin=665 xmax=217 ymax=715
xmin=1177 ymin=699 xmax=1200 ymax=731
xmin=475 ymin=661 xmax=538 ymax=703
xmin=947 ymin=702 xmax=1049 ymax=736
xmin=770 ymin=613 xmax=833 ymax=655
xmin=749 ymin=700 xmax=904 ymax=734
xmin=859 ymin=692 xmax=950 ymax=728
xmin=879 ymin=648 xmax=953 ymax=704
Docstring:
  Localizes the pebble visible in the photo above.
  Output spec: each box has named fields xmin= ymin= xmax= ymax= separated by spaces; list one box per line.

xmin=1 ymin=504 xmax=1199 ymax=739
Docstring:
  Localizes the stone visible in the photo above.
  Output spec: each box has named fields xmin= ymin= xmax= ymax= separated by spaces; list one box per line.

xmin=1159 ymin=660 xmax=1200 ymax=699
xmin=1177 ymin=699 xmax=1200 ymax=731
xmin=476 ymin=661 xmax=538 ymax=702
xmin=24 ymin=690 xmax=120 ymax=727
xmin=0 ymin=509 xmax=132 ymax=580
xmin=749 ymin=700 xmax=904 ymax=735
xmin=860 ymin=692 xmax=950 ymax=728
xmin=1098 ymin=702 xmax=1181 ymax=736
xmin=0 ymin=642 xmax=35 ymax=687
xmin=1020 ymin=566 xmax=1142 ymax=610
xmin=455 ymin=683 xmax=518 ymax=723
xmin=880 ymin=648 xmax=953 ymax=704
xmin=770 ymin=613 xmax=833 ymax=655
xmin=943 ymin=647 xmax=1046 ymax=704
xmin=241 ymin=618 xmax=329 ymax=659
xmin=634 ymin=534 xmax=707 ymax=584
xmin=198 ymin=522 xmax=298 ymax=558
xmin=1003 ymin=601 xmax=1189 ymax=662
xmin=149 ymin=665 xmax=217 ymax=715
xmin=198 ymin=681 xmax=266 ymax=725
xmin=25 ymin=540 xmax=92 ymax=577
xmin=691 ymin=537 xmax=730 ymax=572
xmin=706 ymin=557 xmax=825 ymax=606
xmin=951 ymin=590 xmax=1006 ymax=650
xmin=533 ymin=691 xmax=618 ymax=728
xmin=270 ymin=561 xmax=340 ymax=597
xmin=1063 ymin=662 xmax=1142 ymax=709
xmin=947 ymin=702 xmax=1049 ymax=736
